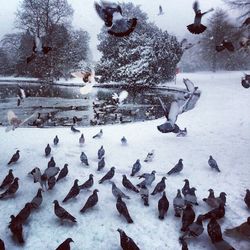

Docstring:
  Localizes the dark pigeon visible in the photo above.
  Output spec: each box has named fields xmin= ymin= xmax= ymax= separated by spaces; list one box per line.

xmin=53 ymin=135 xmax=59 ymax=145
xmin=0 ymin=169 xmax=14 ymax=189
xmin=202 ymin=203 xmax=225 ymax=220
xmin=151 ymin=177 xmax=167 ymax=195
xmin=244 ymin=189 xmax=250 ymax=208
xmin=8 ymin=215 xmax=24 ymax=244
xmin=242 ymin=17 xmax=250 ymax=27
xmin=56 ymin=238 xmax=74 ymax=250
xmin=80 ymin=189 xmax=99 ymax=213
xmin=98 ymin=145 xmax=105 ymax=159
xmin=117 ymin=228 xmax=140 ymax=250
xmin=71 ymin=125 xmax=80 ymax=133
xmin=30 ymin=188 xmax=43 ymax=209
xmin=116 ymin=196 xmax=133 ymax=223
xmin=16 ymin=203 xmax=32 ymax=224
xmin=78 ymin=174 xmax=94 ymax=190
xmin=80 ymin=152 xmax=89 ymax=166
xmin=181 ymin=204 xmax=195 ymax=232
xmin=56 ymin=164 xmax=68 ymax=182
xmin=173 ymin=189 xmax=185 ymax=217
xmin=224 ymin=217 xmax=250 ymax=239
xmin=7 ymin=150 xmax=20 ymax=165
xmin=158 ymin=191 xmax=169 ymax=220
xmin=167 ymin=159 xmax=183 ymax=175
xmin=48 ymin=176 xmax=56 ymax=190
xmin=203 ymin=189 xmax=220 ymax=208
xmin=182 ymin=179 xmax=191 ymax=196
xmin=121 ymin=136 xmax=127 ymax=145
xmin=0 ymin=177 xmax=19 ymax=199
xmin=216 ymin=40 xmax=235 ymax=52
xmin=48 ymin=156 xmax=56 ymax=168
xmin=158 ymin=5 xmax=164 ymax=15
xmin=208 ymin=156 xmax=220 ymax=172
xmin=99 ymin=167 xmax=115 ymax=184
xmin=179 ymin=237 xmax=188 ymax=250
xmin=92 ymin=129 xmax=103 ymax=138
xmin=215 ymin=192 xmax=226 ymax=206
xmin=62 ymin=179 xmax=80 ymax=203
xmin=53 ymin=200 xmax=76 ymax=222
xmin=122 ymin=175 xmax=139 ymax=193
xmin=97 ymin=157 xmax=105 ymax=171
xmin=139 ymin=184 xmax=149 ymax=206
xmin=130 ymin=159 xmax=141 ymax=176
xmin=137 ymin=170 xmax=156 ymax=188
xmin=185 ymin=187 xmax=199 ymax=206
xmin=45 ymin=144 xmax=51 ymax=157
xmin=79 ymin=133 xmax=85 ymax=145
xmin=0 ymin=239 xmax=5 ymax=250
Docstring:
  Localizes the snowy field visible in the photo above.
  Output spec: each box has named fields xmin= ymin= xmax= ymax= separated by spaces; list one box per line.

xmin=0 ymin=71 xmax=249 ymax=250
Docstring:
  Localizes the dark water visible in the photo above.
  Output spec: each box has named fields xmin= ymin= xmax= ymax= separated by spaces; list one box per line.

xmin=0 ymin=82 xmax=200 ymax=127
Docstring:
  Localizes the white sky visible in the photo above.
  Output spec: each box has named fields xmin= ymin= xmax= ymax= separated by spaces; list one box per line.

xmin=0 ymin=0 xmax=235 ymax=60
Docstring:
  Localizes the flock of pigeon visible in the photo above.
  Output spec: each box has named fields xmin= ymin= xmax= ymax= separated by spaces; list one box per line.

xmin=0 ymin=127 xmax=250 ymax=250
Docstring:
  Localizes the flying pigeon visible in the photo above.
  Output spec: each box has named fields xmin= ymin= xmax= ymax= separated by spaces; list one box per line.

xmin=80 ymin=152 xmax=89 ymax=166
xmin=116 ymin=196 xmax=133 ymax=223
xmin=62 ymin=179 xmax=80 ymax=203
xmin=71 ymin=125 xmax=80 ymax=133
xmin=95 ymin=1 xmax=137 ymax=37
xmin=98 ymin=145 xmax=105 ymax=159
xmin=117 ymin=228 xmax=140 ymax=250
xmin=97 ymin=157 xmax=105 ymax=171
xmin=139 ymin=184 xmax=149 ymax=206
xmin=167 ymin=159 xmax=183 ymax=175
xmin=7 ymin=150 xmax=20 ymax=165
xmin=216 ymin=39 xmax=235 ymax=52
xmin=144 ymin=150 xmax=154 ymax=162
xmin=130 ymin=159 xmax=141 ymax=176
xmin=158 ymin=191 xmax=169 ymax=220
xmin=56 ymin=164 xmax=68 ymax=182
xmin=182 ymin=179 xmax=191 ymax=196
xmin=185 ymin=187 xmax=199 ymax=206
xmin=8 ymin=215 xmax=24 ymax=244
xmin=53 ymin=135 xmax=59 ymax=145
xmin=151 ymin=177 xmax=167 ymax=195
xmin=45 ymin=144 xmax=51 ymax=157
xmin=79 ymin=174 xmax=94 ymax=190
xmin=0 ymin=177 xmax=19 ymax=199
xmin=30 ymin=188 xmax=43 ymax=209
xmin=93 ymin=129 xmax=103 ymax=138
xmin=158 ymin=5 xmax=164 ymax=15
xmin=71 ymin=70 xmax=95 ymax=83
xmin=122 ymin=175 xmax=139 ymax=193
xmin=79 ymin=133 xmax=85 ymax=145
xmin=53 ymin=200 xmax=77 ymax=222
xmin=112 ymin=90 xmax=128 ymax=104
xmin=173 ymin=189 xmax=185 ymax=217
xmin=56 ymin=238 xmax=74 ymax=250
xmin=0 ymin=169 xmax=14 ymax=189
xmin=244 ymin=189 xmax=250 ymax=208
xmin=121 ymin=136 xmax=127 ymax=145
xmin=48 ymin=176 xmax=56 ymax=190
xmin=181 ymin=203 xmax=195 ymax=232
xmin=80 ymin=189 xmax=99 ymax=213
xmin=187 ymin=1 xmax=214 ymax=34
xmin=208 ymin=156 xmax=220 ymax=172
xmin=137 ymin=170 xmax=156 ymax=187
xmin=99 ymin=167 xmax=115 ymax=184
xmin=112 ymin=182 xmax=130 ymax=199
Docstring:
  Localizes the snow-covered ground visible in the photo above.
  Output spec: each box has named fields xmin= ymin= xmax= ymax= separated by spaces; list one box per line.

xmin=0 ymin=71 xmax=249 ymax=250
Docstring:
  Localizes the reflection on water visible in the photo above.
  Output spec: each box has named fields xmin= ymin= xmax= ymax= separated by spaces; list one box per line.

xmin=0 ymin=82 xmax=199 ymax=127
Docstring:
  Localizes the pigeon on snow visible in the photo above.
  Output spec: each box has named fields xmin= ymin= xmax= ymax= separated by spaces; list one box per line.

xmin=158 ymin=191 xmax=169 ymax=220
xmin=56 ymin=238 xmax=74 ymax=250
xmin=56 ymin=164 xmax=68 ymax=182
xmin=99 ymin=167 xmax=115 ymax=184
xmin=117 ymin=228 xmax=140 ymax=250
xmin=137 ymin=170 xmax=156 ymax=187
xmin=208 ymin=155 xmax=221 ymax=172
xmin=0 ymin=177 xmax=19 ymax=199
xmin=93 ymin=129 xmax=103 ymax=138
xmin=97 ymin=157 xmax=105 ymax=171
xmin=80 ymin=152 xmax=89 ymax=166
xmin=167 ymin=159 xmax=183 ymax=175
xmin=0 ymin=169 xmax=14 ymax=189
xmin=53 ymin=200 xmax=76 ymax=222
xmin=112 ymin=182 xmax=130 ymax=199
xmin=79 ymin=174 xmax=94 ymax=190
xmin=8 ymin=150 xmax=20 ymax=165
xmin=181 ymin=203 xmax=195 ymax=232
xmin=116 ymin=196 xmax=133 ymax=223
xmin=30 ymin=188 xmax=43 ymax=209
xmin=130 ymin=159 xmax=141 ymax=176
xmin=98 ymin=145 xmax=105 ymax=159
xmin=122 ymin=175 xmax=139 ymax=193
xmin=151 ymin=177 xmax=167 ymax=195
xmin=173 ymin=189 xmax=185 ymax=217
xmin=53 ymin=135 xmax=59 ymax=145
xmin=62 ymin=179 xmax=80 ymax=203
xmin=80 ymin=189 xmax=99 ymax=213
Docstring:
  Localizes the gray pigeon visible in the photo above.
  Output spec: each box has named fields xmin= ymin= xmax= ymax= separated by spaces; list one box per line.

xmin=79 ymin=174 xmax=94 ymax=190
xmin=173 ymin=189 xmax=185 ymax=217
xmin=53 ymin=200 xmax=76 ymax=222
xmin=99 ymin=167 xmax=115 ymax=184
xmin=8 ymin=150 xmax=20 ymax=165
xmin=121 ymin=136 xmax=127 ymax=145
xmin=56 ymin=164 xmax=68 ymax=182
xmin=208 ymin=156 xmax=221 ymax=172
xmin=112 ymin=182 xmax=130 ymax=199
xmin=56 ymin=238 xmax=74 ymax=250
xmin=44 ymin=165 xmax=60 ymax=179
xmin=62 ymin=179 xmax=80 ymax=202
xmin=140 ymin=184 xmax=149 ymax=206
xmin=53 ymin=135 xmax=59 ymax=145
xmin=80 ymin=189 xmax=99 ymax=213
xmin=130 ymin=159 xmax=141 ymax=176
xmin=122 ymin=175 xmax=139 ymax=193
xmin=29 ymin=167 xmax=46 ymax=190
xmin=158 ymin=191 xmax=169 ymax=220
xmin=215 ymin=192 xmax=227 ymax=206
xmin=45 ymin=144 xmax=51 ymax=156
xmin=0 ymin=169 xmax=14 ymax=189
xmin=182 ymin=179 xmax=190 ymax=196
xmin=167 ymin=159 xmax=183 ymax=175
xmin=79 ymin=133 xmax=85 ymax=145
xmin=136 ymin=170 xmax=156 ymax=188
xmin=48 ymin=157 xmax=56 ymax=168
xmin=116 ymin=196 xmax=133 ymax=223
xmin=151 ymin=177 xmax=167 ymax=195
xmin=98 ymin=145 xmax=105 ymax=159
xmin=93 ymin=129 xmax=103 ymax=139
xmin=30 ymin=188 xmax=43 ymax=209
xmin=144 ymin=150 xmax=154 ymax=162
xmin=80 ymin=152 xmax=89 ymax=166
xmin=48 ymin=176 xmax=56 ymax=190
xmin=203 ymin=189 xmax=220 ymax=208
xmin=185 ymin=187 xmax=199 ymax=205
xmin=97 ymin=157 xmax=105 ymax=171
xmin=0 ymin=177 xmax=19 ymax=199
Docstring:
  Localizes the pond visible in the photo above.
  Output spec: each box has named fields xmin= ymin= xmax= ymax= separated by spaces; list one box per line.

xmin=0 ymin=82 xmax=200 ymax=127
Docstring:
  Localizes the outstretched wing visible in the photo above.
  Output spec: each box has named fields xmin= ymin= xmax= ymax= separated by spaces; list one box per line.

xmin=95 ymin=2 xmax=106 ymax=22
xmin=193 ymin=1 xmax=199 ymax=14
xmin=118 ymin=90 xmax=128 ymax=103
xmin=183 ymin=78 xmax=195 ymax=92
xmin=168 ymin=101 xmax=180 ymax=125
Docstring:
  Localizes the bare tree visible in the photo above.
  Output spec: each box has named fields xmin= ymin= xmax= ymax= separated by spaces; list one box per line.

xmin=224 ymin=0 xmax=250 ymax=18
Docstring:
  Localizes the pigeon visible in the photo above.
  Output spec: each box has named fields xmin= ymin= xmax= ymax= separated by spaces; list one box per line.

xmin=112 ymin=182 xmax=130 ymax=199
xmin=48 ymin=176 xmax=56 ymax=190
xmin=181 ymin=204 xmax=195 ymax=232
xmin=208 ymin=156 xmax=221 ymax=172
xmin=73 ymin=115 xmax=82 ymax=124
xmin=139 ymin=184 xmax=149 ymax=206
xmin=216 ymin=39 xmax=235 ymax=52
xmin=187 ymin=1 xmax=214 ymax=34
xmin=29 ymin=167 xmax=46 ymax=190
xmin=93 ymin=129 xmax=103 ymax=138
xmin=0 ymin=239 xmax=5 ymax=250
xmin=95 ymin=1 xmax=137 ymax=37
xmin=242 ymin=17 xmax=250 ymax=27
xmin=98 ymin=145 xmax=105 ymax=159
xmin=202 ymin=203 xmax=225 ymax=220
xmin=130 ymin=159 xmax=141 ymax=176
xmin=16 ymin=203 xmax=32 ymax=224
xmin=71 ymin=125 xmax=80 ymax=133
xmin=158 ymin=5 xmax=164 ymax=15
xmin=137 ymin=170 xmax=156 ymax=187
xmin=30 ymin=188 xmax=43 ymax=209
xmin=144 ymin=150 xmax=154 ymax=162
xmin=56 ymin=164 xmax=68 ymax=182
xmin=151 ymin=177 xmax=167 ymax=195
xmin=80 ymin=189 xmax=99 ymax=213
xmin=45 ymin=144 xmax=51 ymax=157
xmin=176 ymin=128 xmax=187 ymax=137
xmin=244 ymin=189 xmax=250 ymax=208
xmin=7 ymin=150 xmax=20 ymax=165
xmin=48 ymin=157 xmax=56 ymax=168
xmin=203 ymin=189 xmax=220 ymax=208
xmin=0 ymin=169 xmax=14 ymax=189
xmin=215 ymin=192 xmax=226 ymax=206
xmin=121 ymin=136 xmax=127 ymax=145
xmin=224 ymin=217 xmax=250 ymax=239
xmin=44 ymin=165 xmax=60 ymax=179
xmin=112 ymin=90 xmax=128 ymax=104
xmin=79 ymin=133 xmax=85 ymax=145
xmin=179 ymin=237 xmax=188 ymax=250
xmin=78 ymin=174 xmax=94 ymax=190
xmin=26 ymin=36 xmax=52 ymax=64
xmin=97 ymin=157 xmax=105 ymax=171
xmin=99 ymin=167 xmax=115 ymax=184
xmin=80 ymin=152 xmax=89 ymax=166
xmin=56 ymin=238 xmax=74 ymax=250
xmin=185 ymin=187 xmax=199 ymax=205
xmin=122 ymin=175 xmax=139 ymax=193
xmin=0 ymin=177 xmax=19 ymax=199
xmin=182 ymin=179 xmax=191 ymax=196
xmin=116 ymin=196 xmax=133 ymax=223
xmin=158 ymin=191 xmax=169 ymax=220
xmin=167 ymin=159 xmax=183 ymax=175
xmin=173 ymin=189 xmax=185 ymax=217
xmin=53 ymin=135 xmax=59 ymax=145
xmin=8 ymin=215 xmax=24 ymax=244
xmin=117 ymin=228 xmax=140 ymax=250
xmin=62 ymin=179 xmax=80 ymax=203
xmin=53 ymin=200 xmax=76 ymax=222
